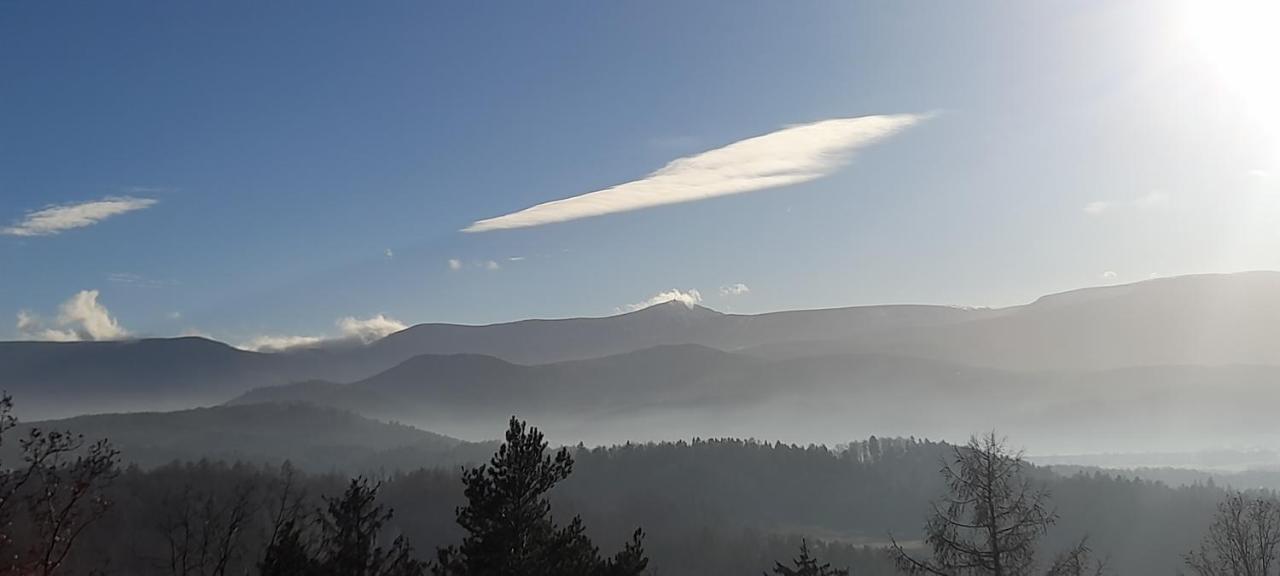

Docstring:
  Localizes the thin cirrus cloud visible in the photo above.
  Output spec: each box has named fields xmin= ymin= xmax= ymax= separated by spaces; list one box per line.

xmin=462 ymin=113 xmax=930 ymax=232
xmin=3 ymin=196 xmax=157 ymax=237
xmin=1083 ymin=192 xmax=1170 ymax=215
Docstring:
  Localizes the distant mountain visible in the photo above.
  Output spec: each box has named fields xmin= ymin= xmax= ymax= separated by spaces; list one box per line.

xmin=748 ymin=271 xmax=1280 ymax=371
xmin=229 ymin=343 xmax=1280 ymax=452
xmin=0 ymin=337 xmax=296 ymax=417
xmin=3 ymin=403 xmax=475 ymax=471
xmin=232 ymin=344 xmax=760 ymax=415
xmin=7 ymin=271 xmax=1280 ymax=423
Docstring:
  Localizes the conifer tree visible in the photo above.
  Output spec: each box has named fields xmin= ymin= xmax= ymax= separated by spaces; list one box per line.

xmin=434 ymin=417 xmax=647 ymax=576
xmin=315 ymin=477 xmax=424 ymax=576
xmin=767 ymin=539 xmax=849 ymax=576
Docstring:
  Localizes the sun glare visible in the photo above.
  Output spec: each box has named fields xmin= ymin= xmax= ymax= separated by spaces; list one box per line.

xmin=1184 ymin=0 xmax=1280 ymax=130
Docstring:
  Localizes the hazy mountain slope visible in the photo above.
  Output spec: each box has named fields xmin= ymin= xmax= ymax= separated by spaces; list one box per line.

xmin=230 ymin=342 xmax=1280 ymax=452
xmin=0 ymin=337 xmax=301 ymax=418
xmin=5 ymin=403 xmax=465 ymax=470
xmin=8 ymin=272 xmax=1280 ymax=421
xmin=231 ymin=344 xmax=761 ymax=418
xmin=360 ymin=300 xmax=989 ymax=365
xmin=747 ymin=271 xmax=1280 ymax=371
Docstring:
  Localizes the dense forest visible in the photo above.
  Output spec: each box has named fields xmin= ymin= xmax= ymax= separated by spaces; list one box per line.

xmin=1 ymin=393 xmax=1277 ymax=575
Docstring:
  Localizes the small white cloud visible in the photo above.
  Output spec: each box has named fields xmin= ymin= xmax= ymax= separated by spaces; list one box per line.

xmin=3 ymin=196 xmax=157 ymax=237
xmin=484 ymin=260 xmax=500 ymax=270
xmin=16 ymin=290 xmax=128 ymax=341
xmin=1133 ymin=191 xmax=1170 ymax=209
xmin=384 ymin=248 xmax=394 ymax=259
xmin=239 ymin=313 xmax=411 ymax=352
xmin=168 ymin=311 xmax=183 ymax=320
xmin=15 ymin=310 xmax=78 ymax=341
xmin=337 ymin=314 xmax=407 ymax=344
xmin=1083 ymin=201 xmax=1112 ymax=215
xmin=1085 ymin=193 xmax=1171 ymax=216
xmin=719 ymin=283 xmax=750 ymax=296
xmin=507 ymin=256 xmax=526 ymax=261
xmin=107 ymin=272 xmax=178 ymax=287
xmin=448 ymin=258 xmax=463 ymax=271
xmin=463 ymin=114 xmax=930 ymax=232
xmin=237 ymin=334 xmax=325 ymax=353
xmin=1100 ymin=270 xmax=1118 ymax=280
xmin=620 ymin=288 xmax=703 ymax=312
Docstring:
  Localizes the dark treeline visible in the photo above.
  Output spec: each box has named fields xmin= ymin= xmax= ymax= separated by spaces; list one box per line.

xmin=25 ymin=431 xmax=1233 ymax=575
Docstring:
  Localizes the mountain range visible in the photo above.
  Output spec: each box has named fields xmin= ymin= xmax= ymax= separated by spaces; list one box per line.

xmin=5 ymin=271 xmax=1280 ymax=452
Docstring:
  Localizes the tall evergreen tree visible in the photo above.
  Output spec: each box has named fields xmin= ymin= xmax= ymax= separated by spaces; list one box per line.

xmin=434 ymin=417 xmax=647 ymax=576
xmin=259 ymin=517 xmax=317 ymax=576
xmin=315 ymin=477 xmax=425 ymax=576
xmin=767 ymin=539 xmax=849 ymax=576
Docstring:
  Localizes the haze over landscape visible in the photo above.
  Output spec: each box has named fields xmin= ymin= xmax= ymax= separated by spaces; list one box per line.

xmin=4 ymin=1 xmax=1280 ymax=575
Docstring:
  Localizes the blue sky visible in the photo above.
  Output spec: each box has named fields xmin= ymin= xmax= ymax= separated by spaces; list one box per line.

xmin=2 ymin=0 xmax=1278 ymax=346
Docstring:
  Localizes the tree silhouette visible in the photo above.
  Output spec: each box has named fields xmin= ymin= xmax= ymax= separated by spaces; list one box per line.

xmin=890 ymin=432 xmax=1101 ymax=576
xmin=259 ymin=464 xmax=317 ymax=576
xmin=766 ymin=539 xmax=848 ymax=576
xmin=0 ymin=393 xmax=119 ymax=576
xmin=434 ymin=416 xmax=647 ymax=576
xmin=1185 ymin=492 xmax=1280 ymax=576
xmin=314 ymin=477 xmax=424 ymax=576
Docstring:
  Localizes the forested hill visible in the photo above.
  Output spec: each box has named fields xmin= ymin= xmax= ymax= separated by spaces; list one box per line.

xmin=5 ymin=403 xmax=493 ymax=471
xmin=58 ymin=435 xmax=1221 ymax=576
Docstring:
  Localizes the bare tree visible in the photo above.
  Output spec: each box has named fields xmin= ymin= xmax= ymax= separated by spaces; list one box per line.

xmin=1185 ymin=492 xmax=1280 ymax=576
xmin=259 ymin=462 xmax=316 ymax=576
xmin=0 ymin=393 xmax=120 ymax=576
xmin=157 ymin=479 xmax=257 ymax=576
xmin=890 ymin=432 xmax=1102 ymax=576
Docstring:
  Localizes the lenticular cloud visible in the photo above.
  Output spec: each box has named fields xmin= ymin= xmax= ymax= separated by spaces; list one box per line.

xmin=463 ymin=113 xmax=928 ymax=232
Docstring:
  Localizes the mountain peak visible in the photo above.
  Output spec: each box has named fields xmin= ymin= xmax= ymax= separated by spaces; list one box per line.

xmin=624 ymin=299 xmax=723 ymax=318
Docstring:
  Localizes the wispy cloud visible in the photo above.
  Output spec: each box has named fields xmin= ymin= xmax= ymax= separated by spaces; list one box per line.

xmin=337 ymin=314 xmax=407 ymax=343
xmin=447 ymin=258 xmax=463 ymax=271
xmin=619 ymin=288 xmax=703 ymax=313
xmin=1083 ymin=192 xmax=1170 ymax=215
xmin=463 ymin=114 xmax=929 ymax=232
xmin=108 ymin=272 xmax=179 ymax=288
xmin=237 ymin=334 xmax=325 ymax=353
xmin=16 ymin=290 xmax=128 ymax=341
xmin=3 ymin=196 xmax=157 ymax=236
xmin=239 ymin=313 xmax=409 ymax=352
xmin=719 ymin=283 xmax=751 ymax=296
xmin=1083 ymin=201 xmax=1112 ymax=215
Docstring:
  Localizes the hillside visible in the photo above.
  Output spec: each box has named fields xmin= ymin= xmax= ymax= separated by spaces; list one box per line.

xmin=5 ymin=403 xmax=470 ymax=470
xmin=8 ymin=272 xmax=1280 ymax=425
xmin=230 ymin=343 xmax=1280 ymax=452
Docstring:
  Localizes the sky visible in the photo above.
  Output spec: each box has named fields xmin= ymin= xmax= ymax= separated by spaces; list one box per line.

xmin=2 ymin=0 xmax=1278 ymax=347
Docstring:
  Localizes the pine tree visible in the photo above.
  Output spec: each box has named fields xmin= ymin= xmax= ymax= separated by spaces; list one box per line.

xmin=767 ymin=539 xmax=848 ymax=576
xmin=259 ymin=517 xmax=317 ymax=576
xmin=434 ymin=417 xmax=647 ymax=576
xmin=315 ymin=477 xmax=425 ymax=576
